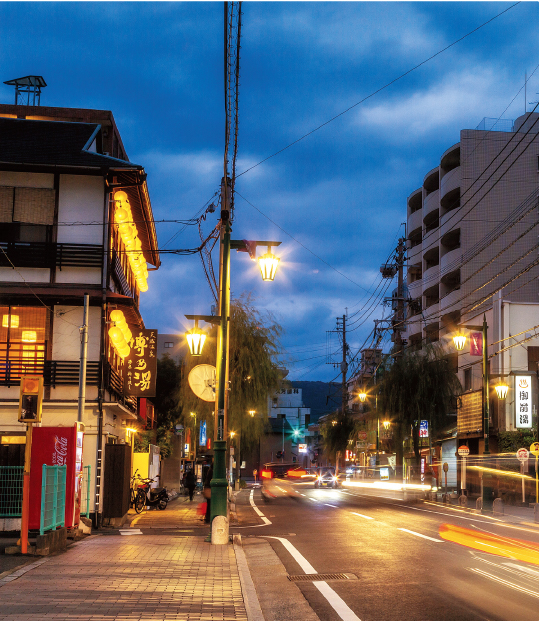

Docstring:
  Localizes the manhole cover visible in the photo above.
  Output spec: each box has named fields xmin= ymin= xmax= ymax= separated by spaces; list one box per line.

xmin=288 ymin=573 xmax=356 ymax=582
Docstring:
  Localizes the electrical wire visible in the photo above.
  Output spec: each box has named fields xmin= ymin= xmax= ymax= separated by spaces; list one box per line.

xmin=236 ymin=3 xmax=520 ymax=179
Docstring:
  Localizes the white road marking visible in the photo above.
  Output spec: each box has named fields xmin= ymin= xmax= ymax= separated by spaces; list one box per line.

xmin=310 ymin=498 xmax=318 ymax=502
xmin=249 ymin=489 xmax=272 ymax=525
xmin=469 ymin=568 xmax=539 ymax=599
xmin=119 ymin=529 xmax=142 ymax=535
xmin=325 ymin=504 xmax=338 ymax=508
xmin=398 ymin=528 xmax=443 ymax=542
xmin=399 ymin=503 xmax=503 ymax=525
xmin=350 ymin=512 xmax=374 ymax=520
xmin=267 ymin=537 xmax=361 ymax=621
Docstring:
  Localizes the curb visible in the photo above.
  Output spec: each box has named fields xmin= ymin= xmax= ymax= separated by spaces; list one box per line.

xmin=234 ymin=535 xmax=265 ymax=621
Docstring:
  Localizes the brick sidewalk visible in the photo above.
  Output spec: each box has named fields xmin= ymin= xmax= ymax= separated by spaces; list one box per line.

xmin=130 ymin=493 xmax=209 ymax=530
xmin=0 ymin=532 xmax=248 ymax=620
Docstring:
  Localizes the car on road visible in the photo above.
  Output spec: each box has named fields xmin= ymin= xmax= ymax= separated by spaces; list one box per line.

xmin=260 ymin=462 xmax=301 ymax=502
xmin=314 ymin=467 xmax=341 ymax=489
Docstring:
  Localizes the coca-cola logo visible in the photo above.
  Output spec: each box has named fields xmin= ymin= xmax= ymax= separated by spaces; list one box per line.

xmin=53 ymin=436 xmax=68 ymax=465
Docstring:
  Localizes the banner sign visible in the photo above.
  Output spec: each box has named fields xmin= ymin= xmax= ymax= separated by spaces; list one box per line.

xmin=470 ymin=332 xmax=483 ymax=356
xmin=419 ymin=420 xmax=428 ymax=438
xmin=515 ymin=376 xmax=532 ymax=429
xmin=298 ymin=443 xmax=307 ymax=453
xmin=199 ymin=421 xmax=207 ymax=447
xmin=123 ymin=328 xmax=157 ymax=397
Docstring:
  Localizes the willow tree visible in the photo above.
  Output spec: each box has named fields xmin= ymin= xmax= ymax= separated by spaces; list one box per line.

xmin=320 ymin=412 xmax=358 ymax=474
xmin=179 ymin=294 xmax=283 ymax=452
xmin=377 ymin=344 xmax=461 ymax=472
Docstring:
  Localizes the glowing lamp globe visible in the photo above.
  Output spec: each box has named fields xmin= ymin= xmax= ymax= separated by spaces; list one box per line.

xmin=453 ymin=333 xmax=467 ymax=351
xmin=358 ymin=391 xmax=367 ymax=403
xmin=495 ymin=382 xmax=509 ymax=400
xmin=258 ymin=251 xmax=280 ymax=282
xmin=186 ymin=326 xmax=206 ymax=356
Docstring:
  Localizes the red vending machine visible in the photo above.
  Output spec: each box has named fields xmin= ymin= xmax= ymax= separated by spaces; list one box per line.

xmin=29 ymin=423 xmax=85 ymax=530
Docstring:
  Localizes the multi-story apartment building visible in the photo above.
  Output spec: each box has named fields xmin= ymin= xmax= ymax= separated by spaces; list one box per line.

xmin=0 ymin=95 xmax=160 ymax=526
xmin=405 ymin=112 xmax=539 ymax=456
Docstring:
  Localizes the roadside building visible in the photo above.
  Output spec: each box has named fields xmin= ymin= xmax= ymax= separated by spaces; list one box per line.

xmin=0 ymin=89 xmax=160 ymax=528
xmin=404 ymin=113 xmax=539 ymax=491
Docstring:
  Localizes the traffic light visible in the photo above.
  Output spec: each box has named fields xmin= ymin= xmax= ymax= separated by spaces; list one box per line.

xmin=18 ymin=375 xmax=43 ymax=423
xmin=276 ymin=450 xmax=284 ymax=459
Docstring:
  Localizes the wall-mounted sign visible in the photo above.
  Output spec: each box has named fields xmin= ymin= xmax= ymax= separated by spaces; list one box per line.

xmin=515 ymin=375 xmax=532 ymax=429
xmin=470 ymin=332 xmax=482 ymax=356
xmin=298 ymin=443 xmax=307 ymax=453
xmin=123 ymin=328 xmax=157 ymax=397
xmin=419 ymin=420 xmax=428 ymax=438
xmin=380 ymin=467 xmax=389 ymax=481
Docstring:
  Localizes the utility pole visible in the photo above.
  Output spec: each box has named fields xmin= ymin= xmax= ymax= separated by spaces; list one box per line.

xmin=340 ymin=314 xmax=347 ymax=417
xmin=394 ymin=237 xmax=406 ymax=360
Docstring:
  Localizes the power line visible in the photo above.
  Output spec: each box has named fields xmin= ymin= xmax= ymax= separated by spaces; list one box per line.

xmin=236 ymin=2 xmax=520 ymax=179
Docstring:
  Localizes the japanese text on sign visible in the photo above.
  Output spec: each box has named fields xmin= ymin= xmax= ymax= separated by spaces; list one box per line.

xmin=123 ymin=328 xmax=158 ymax=397
xmin=515 ymin=376 xmax=532 ymax=429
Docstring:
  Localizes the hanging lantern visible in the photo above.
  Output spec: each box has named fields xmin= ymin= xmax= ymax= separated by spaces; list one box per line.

xmin=453 ymin=332 xmax=467 ymax=351
xmin=186 ymin=320 xmax=206 ymax=356
xmin=258 ymin=246 xmax=280 ymax=282
xmin=495 ymin=381 xmax=509 ymax=399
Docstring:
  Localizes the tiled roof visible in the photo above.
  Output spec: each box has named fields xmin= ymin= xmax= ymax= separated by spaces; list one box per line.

xmin=0 ymin=117 xmax=139 ymax=169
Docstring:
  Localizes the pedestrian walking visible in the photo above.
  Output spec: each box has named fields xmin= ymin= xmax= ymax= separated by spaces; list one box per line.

xmin=203 ymin=463 xmax=213 ymax=524
xmin=185 ymin=468 xmax=196 ymax=501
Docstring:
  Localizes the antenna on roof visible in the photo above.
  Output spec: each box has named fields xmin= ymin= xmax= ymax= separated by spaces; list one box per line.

xmin=3 ymin=76 xmax=47 ymax=106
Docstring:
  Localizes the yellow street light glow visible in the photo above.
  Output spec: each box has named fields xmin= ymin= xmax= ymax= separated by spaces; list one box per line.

xmin=258 ymin=247 xmax=280 ymax=282
xmin=230 ymin=431 xmax=236 ymax=438
xmin=358 ymin=391 xmax=367 ymax=403
xmin=453 ymin=332 xmax=467 ymax=351
xmin=383 ymin=420 xmax=391 ymax=430
xmin=249 ymin=410 xmax=256 ymax=416
xmin=495 ymin=381 xmax=509 ymax=400
xmin=186 ymin=324 xmax=206 ymax=356
xmin=2 ymin=314 xmax=19 ymax=328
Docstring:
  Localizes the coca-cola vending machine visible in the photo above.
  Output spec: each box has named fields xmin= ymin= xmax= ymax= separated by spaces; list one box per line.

xmin=29 ymin=423 xmax=85 ymax=530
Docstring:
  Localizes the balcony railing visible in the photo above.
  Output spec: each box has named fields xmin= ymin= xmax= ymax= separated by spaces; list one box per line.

xmin=0 ymin=360 xmax=100 ymax=387
xmin=0 ymin=242 xmax=103 ymax=270
xmin=105 ymin=362 xmax=137 ymax=413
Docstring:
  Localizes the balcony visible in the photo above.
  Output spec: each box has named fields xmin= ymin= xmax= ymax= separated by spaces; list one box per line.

xmin=440 ymin=166 xmax=461 ymax=211
xmin=423 ymin=188 xmax=440 ymax=220
xmin=440 ymin=247 xmax=462 ymax=274
xmin=0 ymin=242 xmax=103 ymax=271
xmin=407 ymin=188 xmax=422 ymax=217
xmin=0 ymin=360 xmax=100 ymax=387
xmin=408 ymin=207 xmax=423 ymax=235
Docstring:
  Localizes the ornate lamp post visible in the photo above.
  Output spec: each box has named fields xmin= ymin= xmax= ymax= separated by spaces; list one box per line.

xmin=184 ymin=236 xmax=280 ymax=540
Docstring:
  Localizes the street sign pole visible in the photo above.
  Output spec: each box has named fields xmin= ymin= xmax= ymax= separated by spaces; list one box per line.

xmin=530 ymin=443 xmax=539 ymax=503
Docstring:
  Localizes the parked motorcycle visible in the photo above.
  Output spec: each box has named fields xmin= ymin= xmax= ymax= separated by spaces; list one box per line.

xmin=134 ymin=476 xmax=169 ymax=513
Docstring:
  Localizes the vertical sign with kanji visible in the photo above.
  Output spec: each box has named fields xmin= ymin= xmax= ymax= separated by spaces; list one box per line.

xmin=515 ymin=375 xmax=532 ymax=429
xmin=470 ymin=333 xmax=482 ymax=356
xmin=123 ymin=328 xmax=157 ymax=397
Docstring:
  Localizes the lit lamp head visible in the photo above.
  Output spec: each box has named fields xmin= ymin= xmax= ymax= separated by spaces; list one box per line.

xmin=495 ymin=381 xmax=509 ymax=400
xmin=383 ymin=420 xmax=391 ymax=430
xmin=258 ymin=246 xmax=280 ymax=282
xmin=186 ymin=320 xmax=206 ymax=356
xmin=453 ymin=332 xmax=467 ymax=351
xmin=358 ymin=391 xmax=367 ymax=403
xmin=230 ymin=431 xmax=236 ymax=439
xmin=248 ymin=410 xmax=256 ymax=417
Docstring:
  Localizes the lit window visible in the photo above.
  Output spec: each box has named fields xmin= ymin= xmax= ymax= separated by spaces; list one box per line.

xmin=164 ymin=342 xmax=174 ymax=348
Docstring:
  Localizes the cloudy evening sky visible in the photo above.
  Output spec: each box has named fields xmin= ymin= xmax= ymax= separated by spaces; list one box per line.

xmin=1 ymin=1 xmax=537 ymax=381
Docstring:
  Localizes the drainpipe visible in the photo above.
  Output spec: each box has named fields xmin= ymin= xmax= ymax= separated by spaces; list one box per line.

xmin=94 ymin=176 xmax=111 ymax=528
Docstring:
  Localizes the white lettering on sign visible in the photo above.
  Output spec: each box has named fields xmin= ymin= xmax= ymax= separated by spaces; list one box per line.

xmin=515 ymin=376 xmax=532 ymax=429
xmin=53 ymin=436 xmax=68 ymax=466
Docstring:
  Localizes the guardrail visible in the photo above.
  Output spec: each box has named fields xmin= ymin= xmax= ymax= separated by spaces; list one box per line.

xmin=0 ymin=466 xmax=24 ymax=518
xmin=40 ymin=465 xmax=66 ymax=536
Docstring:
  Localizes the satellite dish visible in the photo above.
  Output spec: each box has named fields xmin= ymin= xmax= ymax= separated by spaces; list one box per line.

xmin=188 ymin=364 xmax=216 ymax=402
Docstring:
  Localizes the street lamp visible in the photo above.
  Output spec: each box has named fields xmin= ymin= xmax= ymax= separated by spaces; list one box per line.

xmin=185 ymin=225 xmax=281 ymax=537
xmin=186 ymin=319 xmax=207 ymax=356
xmin=453 ymin=314 xmax=509 ymax=512
xmin=248 ymin=410 xmax=256 ymax=417
xmin=358 ymin=390 xmax=367 ymax=403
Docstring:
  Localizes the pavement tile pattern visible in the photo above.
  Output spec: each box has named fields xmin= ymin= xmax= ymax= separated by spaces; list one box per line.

xmin=0 ymin=496 xmax=248 ymax=621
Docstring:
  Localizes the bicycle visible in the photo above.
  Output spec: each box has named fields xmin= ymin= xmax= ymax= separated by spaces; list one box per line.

xmin=130 ymin=470 xmax=145 ymax=509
